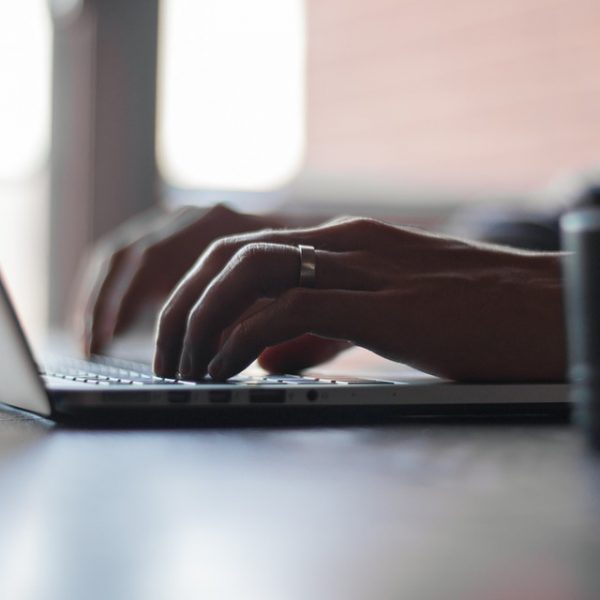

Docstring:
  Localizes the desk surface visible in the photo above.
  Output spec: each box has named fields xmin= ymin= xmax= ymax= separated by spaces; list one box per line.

xmin=0 ymin=405 xmax=599 ymax=600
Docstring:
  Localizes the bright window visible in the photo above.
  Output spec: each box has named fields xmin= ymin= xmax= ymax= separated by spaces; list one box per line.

xmin=157 ymin=0 xmax=306 ymax=191
xmin=0 ymin=0 xmax=51 ymax=346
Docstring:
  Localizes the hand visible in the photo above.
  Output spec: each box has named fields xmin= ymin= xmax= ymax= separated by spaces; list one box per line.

xmin=73 ymin=204 xmax=282 ymax=356
xmin=153 ymin=217 xmax=567 ymax=382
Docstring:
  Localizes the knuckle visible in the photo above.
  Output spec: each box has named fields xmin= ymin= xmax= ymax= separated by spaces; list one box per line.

xmin=353 ymin=217 xmax=382 ymax=231
xmin=206 ymin=236 xmax=237 ymax=263
xmin=98 ymin=227 xmax=151 ymax=263
xmin=94 ymin=234 xmax=123 ymax=259
xmin=328 ymin=216 xmax=383 ymax=235
xmin=105 ymin=245 xmax=130 ymax=269
xmin=232 ymin=242 xmax=269 ymax=268
xmin=137 ymin=244 xmax=155 ymax=268
xmin=103 ymin=236 xmax=158 ymax=271
xmin=176 ymin=205 xmax=202 ymax=220
xmin=207 ymin=203 xmax=233 ymax=219
xmin=342 ymin=217 xmax=390 ymax=245
xmin=324 ymin=215 xmax=354 ymax=227
xmin=223 ymin=242 xmax=290 ymax=298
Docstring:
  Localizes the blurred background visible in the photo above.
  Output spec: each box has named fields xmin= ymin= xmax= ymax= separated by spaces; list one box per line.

xmin=1 ymin=0 xmax=600 ymax=348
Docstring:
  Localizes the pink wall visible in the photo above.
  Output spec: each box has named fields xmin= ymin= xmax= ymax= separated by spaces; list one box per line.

xmin=305 ymin=0 xmax=600 ymax=192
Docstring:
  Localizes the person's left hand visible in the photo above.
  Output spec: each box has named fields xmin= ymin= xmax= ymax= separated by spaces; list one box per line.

xmin=153 ymin=217 xmax=566 ymax=382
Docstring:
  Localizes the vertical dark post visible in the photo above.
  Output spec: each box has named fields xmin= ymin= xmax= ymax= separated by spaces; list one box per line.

xmin=561 ymin=186 xmax=600 ymax=450
xmin=48 ymin=0 xmax=159 ymax=325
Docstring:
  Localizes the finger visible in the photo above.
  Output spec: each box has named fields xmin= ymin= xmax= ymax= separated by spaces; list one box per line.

xmin=76 ymin=210 xmax=172 ymax=355
xmin=206 ymin=288 xmax=372 ymax=380
xmin=71 ymin=248 xmax=108 ymax=356
xmin=173 ymin=243 xmax=299 ymax=379
xmin=156 ymin=243 xmax=369 ymax=379
xmin=154 ymin=218 xmax=380 ymax=373
xmin=111 ymin=268 xmax=164 ymax=337
xmin=86 ymin=247 xmax=146 ymax=356
xmin=257 ymin=334 xmax=352 ymax=373
xmin=79 ymin=248 xmax=130 ymax=356
xmin=103 ymin=208 xmax=217 ymax=340
xmin=216 ymin=298 xmax=275 ymax=351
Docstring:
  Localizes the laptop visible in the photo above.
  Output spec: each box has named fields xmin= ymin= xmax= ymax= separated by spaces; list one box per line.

xmin=0 ymin=273 xmax=570 ymax=423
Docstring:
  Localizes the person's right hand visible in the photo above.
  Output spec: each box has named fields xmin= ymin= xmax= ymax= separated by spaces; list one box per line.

xmin=73 ymin=204 xmax=283 ymax=357
xmin=152 ymin=217 xmax=566 ymax=382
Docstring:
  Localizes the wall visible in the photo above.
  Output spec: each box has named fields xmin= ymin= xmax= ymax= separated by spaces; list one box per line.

xmin=305 ymin=0 xmax=600 ymax=194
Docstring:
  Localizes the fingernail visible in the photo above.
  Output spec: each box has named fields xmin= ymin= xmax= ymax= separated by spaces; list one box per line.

xmin=179 ymin=351 xmax=192 ymax=378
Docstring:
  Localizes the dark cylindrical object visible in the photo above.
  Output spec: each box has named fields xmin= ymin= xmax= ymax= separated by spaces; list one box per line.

xmin=561 ymin=207 xmax=600 ymax=447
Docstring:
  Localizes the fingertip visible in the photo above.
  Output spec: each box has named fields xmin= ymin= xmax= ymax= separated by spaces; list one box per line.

xmin=153 ymin=344 xmax=183 ymax=378
xmin=177 ymin=350 xmax=192 ymax=379
xmin=257 ymin=348 xmax=289 ymax=373
xmin=258 ymin=335 xmax=350 ymax=373
xmin=207 ymin=353 xmax=226 ymax=381
xmin=258 ymin=344 xmax=308 ymax=373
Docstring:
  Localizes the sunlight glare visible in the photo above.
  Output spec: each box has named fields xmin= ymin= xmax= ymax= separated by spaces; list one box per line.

xmin=157 ymin=0 xmax=305 ymax=191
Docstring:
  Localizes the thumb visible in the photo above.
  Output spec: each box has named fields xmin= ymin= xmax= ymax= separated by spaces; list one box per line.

xmin=257 ymin=334 xmax=351 ymax=373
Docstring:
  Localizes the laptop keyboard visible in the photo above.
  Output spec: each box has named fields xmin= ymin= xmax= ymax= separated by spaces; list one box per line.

xmin=40 ymin=355 xmax=384 ymax=386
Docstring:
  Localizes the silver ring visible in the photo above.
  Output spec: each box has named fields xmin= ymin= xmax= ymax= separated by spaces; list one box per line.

xmin=298 ymin=245 xmax=316 ymax=287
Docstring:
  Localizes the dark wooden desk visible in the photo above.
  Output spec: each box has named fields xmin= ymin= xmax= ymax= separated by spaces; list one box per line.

xmin=0 ymin=404 xmax=598 ymax=600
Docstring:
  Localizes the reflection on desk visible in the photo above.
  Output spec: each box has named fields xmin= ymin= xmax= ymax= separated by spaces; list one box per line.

xmin=0 ymin=405 xmax=599 ymax=600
